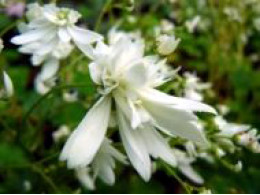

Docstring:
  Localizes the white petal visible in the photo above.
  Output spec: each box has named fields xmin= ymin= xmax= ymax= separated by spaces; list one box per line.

xmin=89 ymin=62 xmax=102 ymax=84
xmin=141 ymin=91 xmax=207 ymax=143
xmin=60 ymin=96 xmax=111 ymax=168
xmin=3 ymin=71 xmax=14 ymax=97
xmin=75 ymin=168 xmax=95 ymax=190
xmin=116 ymin=108 xmax=152 ymax=181
xmin=58 ymin=28 xmax=71 ymax=43
xmin=139 ymin=88 xmax=217 ymax=114
xmin=35 ymin=37 xmax=58 ymax=56
xmin=39 ymin=58 xmax=59 ymax=80
xmin=179 ymin=165 xmax=204 ymax=184
xmin=11 ymin=27 xmax=55 ymax=45
xmin=68 ymin=25 xmax=103 ymax=45
xmin=139 ymin=125 xmax=177 ymax=167
xmin=74 ymin=41 xmax=95 ymax=59
xmin=124 ymin=61 xmax=147 ymax=88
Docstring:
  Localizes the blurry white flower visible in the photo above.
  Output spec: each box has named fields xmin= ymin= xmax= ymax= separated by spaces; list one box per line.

xmin=75 ymin=138 xmax=127 ymax=190
xmin=234 ymin=161 xmax=243 ymax=172
xmin=184 ymin=72 xmax=211 ymax=102
xmin=23 ymin=180 xmax=32 ymax=192
xmin=34 ymin=74 xmax=57 ymax=95
xmin=11 ymin=3 xmax=103 ymax=92
xmin=253 ymin=17 xmax=260 ymax=31
xmin=156 ymin=34 xmax=180 ymax=56
xmin=1 ymin=71 xmax=14 ymax=98
xmin=0 ymin=38 xmax=3 ymax=52
xmin=215 ymin=147 xmax=226 ymax=158
xmin=236 ymin=129 xmax=260 ymax=153
xmin=63 ymin=89 xmax=78 ymax=103
xmin=214 ymin=116 xmax=250 ymax=137
xmin=60 ymin=29 xmax=216 ymax=181
xmin=217 ymin=104 xmax=230 ymax=115
xmin=185 ymin=16 xmax=201 ymax=33
xmin=53 ymin=125 xmax=70 ymax=143
xmin=154 ymin=19 xmax=175 ymax=36
xmin=173 ymin=149 xmax=204 ymax=184
xmin=223 ymin=7 xmax=242 ymax=22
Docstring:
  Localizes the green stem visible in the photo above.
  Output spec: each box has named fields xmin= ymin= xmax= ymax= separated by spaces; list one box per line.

xmin=0 ymin=19 xmax=24 ymax=37
xmin=94 ymin=0 xmax=113 ymax=32
xmin=31 ymin=165 xmax=61 ymax=193
xmin=22 ymin=84 xmax=91 ymax=124
xmin=163 ymin=163 xmax=192 ymax=194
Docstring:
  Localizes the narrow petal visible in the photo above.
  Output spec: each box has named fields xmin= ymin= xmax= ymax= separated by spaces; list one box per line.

xmin=116 ymin=108 xmax=152 ymax=181
xmin=178 ymin=165 xmax=204 ymax=184
xmin=11 ymin=27 xmax=55 ymax=45
xmin=3 ymin=71 xmax=14 ymax=97
xmin=141 ymin=91 xmax=207 ymax=143
xmin=139 ymin=125 xmax=177 ymax=167
xmin=139 ymin=88 xmax=217 ymax=114
xmin=58 ymin=27 xmax=71 ymax=43
xmin=39 ymin=58 xmax=59 ymax=80
xmin=68 ymin=25 xmax=103 ymax=45
xmin=60 ymin=96 xmax=111 ymax=168
xmin=75 ymin=168 xmax=95 ymax=190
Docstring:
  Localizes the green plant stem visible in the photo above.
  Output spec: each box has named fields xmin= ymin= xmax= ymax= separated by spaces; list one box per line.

xmin=95 ymin=0 xmax=113 ymax=32
xmin=22 ymin=84 xmax=90 ymax=124
xmin=163 ymin=163 xmax=192 ymax=194
xmin=0 ymin=19 xmax=24 ymax=37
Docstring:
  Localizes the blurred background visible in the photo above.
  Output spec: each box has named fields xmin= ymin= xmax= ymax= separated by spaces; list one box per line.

xmin=0 ymin=0 xmax=260 ymax=193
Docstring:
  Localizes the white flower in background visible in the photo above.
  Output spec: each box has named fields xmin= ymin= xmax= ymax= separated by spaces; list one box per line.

xmin=75 ymin=138 xmax=127 ymax=190
xmin=253 ymin=17 xmax=260 ymax=31
xmin=234 ymin=161 xmax=243 ymax=172
xmin=11 ymin=3 xmax=103 ymax=93
xmin=217 ymin=104 xmax=230 ymax=116
xmin=173 ymin=149 xmax=204 ymax=184
xmin=185 ymin=16 xmax=201 ymax=33
xmin=183 ymin=72 xmax=211 ymax=102
xmin=0 ymin=38 xmax=3 ymax=52
xmin=223 ymin=7 xmax=242 ymax=22
xmin=214 ymin=116 xmax=250 ymax=137
xmin=0 ymin=71 xmax=14 ymax=98
xmin=63 ymin=89 xmax=78 ymax=103
xmin=236 ymin=129 xmax=260 ymax=153
xmin=53 ymin=125 xmax=70 ymax=143
xmin=154 ymin=19 xmax=175 ymax=36
xmin=156 ymin=34 xmax=180 ymax=56
xmin=60 ymin=30 xmax=216 ymax=181
xmin=34 ymin=75 xmax=58 ymax=95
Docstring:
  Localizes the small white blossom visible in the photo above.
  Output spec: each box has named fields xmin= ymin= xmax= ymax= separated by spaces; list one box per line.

xmin=236 ymin=129 xmax=260 ymax=153
xmin=185 ymin=16 xmax=201 ymax=33
xmin=156 ymin=34 xmax=180 ymax=56
xmin=63 ymin=89 xmax=78 ymax=103
xmin=53 ymin=125 xmax=70 ymax=143
xmin=1 ymin=71 xmax=14 ymax=98
xmin=173 ymin=149 xmax=204 ymax=184
xmin=60 ymin=29 xmax=216 ymax=181
xmin=0 ymin=38 xmax=3 ymax=52
xmin=184 ymin=72 xmax=211 ymax=102
xmin=75 ymin=139 xmax=127 ymax=190
xmin=223 ymin=7 xmax=242 ymax=22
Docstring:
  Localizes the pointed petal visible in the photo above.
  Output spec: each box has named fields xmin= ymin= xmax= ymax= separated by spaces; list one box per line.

xmin=68 ymin=25 xmax=103 ymax=45
xmin=140 ymin=125 xmax=177 ymax=167
xmin=116 ymin=108 xmax=152 ymax=181
xmin=58 ymin=27 xmax=71 ymax=43
xmin=60 ymin=96 xmax=111 ymax=168
xmin=179 ymin=165 xmax=204 ymax=184
xmin=39 ymin=58 xmax=59 ymax=80
xmin=3 ymin=71 xmax=14 ymax=97
xmin=141 ymin=91 xmax=207 ymax=143
xmin=75 ymin=168 xmax=96 ymax=190
xmin=140 ymin=88 xmax=216 ymax=114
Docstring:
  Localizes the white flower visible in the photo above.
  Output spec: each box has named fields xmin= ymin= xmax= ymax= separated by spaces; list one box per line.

xmin=253 ymin=17 xmax=260 ymax=31
xmin=11 ymin=3 xmax=103 ymax=91
xmin=60 ymin=30 xmax=216 ymax=182
xmin=53 ymin=125 xmax=70 ymax=143
xmin=156 ymin=34 xmax=180 ymax=56
xmin=185 ymin=16 xmax=201 ymax=33
xmin=214 ymin=116 xmax=250 ymax=137
xmin=75 ymin=138 xmax=127 ymax=190
xmin=184 ymin=72 xmax=211 ymax=102
xmin=34 ymin=74 xmax=58 ymax=95
xmin=223 ymin=7 xmax=242 ymax=22
xmin=173 ymin=149 xmax=204 ymax=184
xmin=0 ymin=38 xmax=3 ymax=53
xmin=236 ymin=129 xmax=260 ymax=153
xmin=63 ymin=89 xmax=78 ymax=103
xmin=1 ymin=71 xmax=14 ymax=98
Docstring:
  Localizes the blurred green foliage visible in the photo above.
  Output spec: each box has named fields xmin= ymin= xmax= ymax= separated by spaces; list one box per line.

xmin=0 ymin=0 xmax=260 ymax=193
